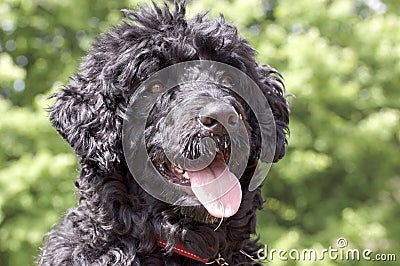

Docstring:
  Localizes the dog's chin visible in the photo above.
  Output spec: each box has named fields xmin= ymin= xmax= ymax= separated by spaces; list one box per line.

xmin=178 ymin=204 xmax=221 ymax=224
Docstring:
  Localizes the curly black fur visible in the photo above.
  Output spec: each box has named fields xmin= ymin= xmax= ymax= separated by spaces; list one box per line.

xmin=38 ymin=2 xmax=289 ymax=265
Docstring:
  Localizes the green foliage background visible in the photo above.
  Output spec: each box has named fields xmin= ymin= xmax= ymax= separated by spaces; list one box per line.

xmin=1 ymin=0 xmax=399 ymax=265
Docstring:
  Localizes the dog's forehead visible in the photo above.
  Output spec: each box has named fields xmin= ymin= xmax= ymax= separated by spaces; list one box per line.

xmin=146 ymin=62 xmax=249 ymax=88
xmin=180 ymin=64 xmax=227 ymax=81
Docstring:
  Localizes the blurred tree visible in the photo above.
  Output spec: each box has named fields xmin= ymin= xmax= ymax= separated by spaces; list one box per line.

xmin=0 ymin=0 xmax=147 ymax=106
xmin=0 ymin=97 xmax=77 ymax=265
xmin=0 ymin=0 xmax=399 ymax=265
xmin=0 ymin=0 xmax=146 ymax=264
xmin=249 ymin=0 xmax=400 ymax=264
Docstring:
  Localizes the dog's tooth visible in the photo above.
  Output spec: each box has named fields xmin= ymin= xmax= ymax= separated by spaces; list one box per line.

xmin=183 ymin=171 xmax=189 ymax=179
xmin=225 ymin=141 xmax=228 ymax=149
xmin=210 ymin=132 xmax=214 ymax=137
xmin=239 ymin=113 xmax=243 ymax=120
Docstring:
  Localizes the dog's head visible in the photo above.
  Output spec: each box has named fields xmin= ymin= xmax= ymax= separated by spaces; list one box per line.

xmin=50 ymin=2 xmax=289 ymax=224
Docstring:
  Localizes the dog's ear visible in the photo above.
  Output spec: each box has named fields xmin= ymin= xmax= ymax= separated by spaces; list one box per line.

xmin=49 ymin=76 xmax=125 ymax=174
xmin=256 ymin=65 xmax=290 ymax=162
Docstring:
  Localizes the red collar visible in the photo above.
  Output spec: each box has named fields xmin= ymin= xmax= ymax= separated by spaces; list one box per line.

xmin=157 ymin=238 xmax=209 ymax=263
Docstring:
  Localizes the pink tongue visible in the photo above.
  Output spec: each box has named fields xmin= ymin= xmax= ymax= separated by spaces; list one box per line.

xmin=187 ymin=157 xmax=242 ymax=218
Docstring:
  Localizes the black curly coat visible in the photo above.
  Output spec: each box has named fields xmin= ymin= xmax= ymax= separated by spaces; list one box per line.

xmin=38 ymin=2 xmax=289 ymax=265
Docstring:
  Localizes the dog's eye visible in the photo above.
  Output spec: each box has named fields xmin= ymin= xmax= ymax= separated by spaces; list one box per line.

xmin=221 ymin=76 xmax=234 ymax=87
xmin=150 ymin=82 xmax=164 ymax=93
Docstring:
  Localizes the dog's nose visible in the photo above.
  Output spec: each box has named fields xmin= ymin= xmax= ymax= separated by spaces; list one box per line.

xmin=199 ymin=104 xmax=239 ymax=135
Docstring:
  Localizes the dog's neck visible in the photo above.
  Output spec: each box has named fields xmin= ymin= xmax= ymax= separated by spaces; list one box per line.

xmin=79 ymin=168 xmax=264 ymax=263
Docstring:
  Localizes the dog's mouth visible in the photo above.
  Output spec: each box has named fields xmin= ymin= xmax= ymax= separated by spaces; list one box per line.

xmin=166 ymin=151 xmax=230 ymax=186
xmin=161 ymin=135 xmax=243 ymax=219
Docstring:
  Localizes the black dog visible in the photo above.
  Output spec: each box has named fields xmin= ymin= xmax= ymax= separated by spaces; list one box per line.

xmin=39 ymin=2 xmax=289 ymax=265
